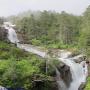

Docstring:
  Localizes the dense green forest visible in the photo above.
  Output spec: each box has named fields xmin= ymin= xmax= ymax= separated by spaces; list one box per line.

xmin=8 ymin=6 xmax=90 ymax=58
xmin=0 ymin=5 xmax=90 ymax=90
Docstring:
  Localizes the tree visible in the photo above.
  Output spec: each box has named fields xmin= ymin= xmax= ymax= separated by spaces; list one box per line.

xmin=79 ymin=6 xmax=90 ymax=57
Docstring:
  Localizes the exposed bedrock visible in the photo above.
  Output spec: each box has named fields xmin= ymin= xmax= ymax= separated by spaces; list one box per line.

xmin=56 ymin=64 xmax=72 ymax=87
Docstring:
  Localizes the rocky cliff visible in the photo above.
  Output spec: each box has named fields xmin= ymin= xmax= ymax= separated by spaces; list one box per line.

xmin=0 ymin=27 xmax=8 ymax=41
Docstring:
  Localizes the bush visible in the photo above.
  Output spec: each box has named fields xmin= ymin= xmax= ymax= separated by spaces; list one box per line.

xmin=31 ymin=39 xmax=41 ymax=46
xmin=84 ymin=77 xmax=90 ymax=90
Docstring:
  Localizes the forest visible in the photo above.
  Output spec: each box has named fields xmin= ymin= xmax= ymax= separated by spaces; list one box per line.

xmin=9 ymin=6 xmax=90 ymax=58
xmin=0 ymin=5 xmax=90 ymax=90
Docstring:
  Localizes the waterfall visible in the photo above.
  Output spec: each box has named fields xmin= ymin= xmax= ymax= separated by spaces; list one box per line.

xmin=58 ymin=50 xmax=88 ymax=90
xmin=3 ymin=22 xmax=88 ymax=90
xmin=4 ymin=22 xmax=19 ymax=43
xmin=7 ymin=27 xmax=19 ymax=43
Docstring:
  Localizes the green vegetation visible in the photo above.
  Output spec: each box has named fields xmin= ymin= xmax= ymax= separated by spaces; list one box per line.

xmin=84 ymin=77 xmax=90 ymax=90
xmin=12 ymin=8 xmax=90 ymax=57
xmin=0 ymin=41 xmax=55 ymax=89
xmin=15 ymin=11 xmax=80 ymax=49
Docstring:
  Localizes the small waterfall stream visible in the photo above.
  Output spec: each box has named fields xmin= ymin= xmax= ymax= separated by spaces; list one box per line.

xmin=3 ymin=22 xmax=88 ymax=90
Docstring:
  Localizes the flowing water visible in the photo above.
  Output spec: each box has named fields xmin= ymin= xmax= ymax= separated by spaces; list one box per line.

xmin=4 ymin=22 xmax=19 ymax=43
xmin=3 ymin=22 xmax=88 ymax=90
xmin=58 ymin=51 xmax=88 ymax=90
xmin=17 ymin=43 xmax=46 ymax=58
xmin=0 ymin=86 xmax=7 ymax=90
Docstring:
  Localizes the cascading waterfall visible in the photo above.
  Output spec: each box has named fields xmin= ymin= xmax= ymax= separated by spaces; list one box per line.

xmin=4 ymin=22 xmax=19 ymax=43
xmin=58 ymin=51 xmax=88 ymax=90
xmin=7 ymin=27 xmax=19 ymax=43
xmin=3 ymin=22 xmax=88 ymax=90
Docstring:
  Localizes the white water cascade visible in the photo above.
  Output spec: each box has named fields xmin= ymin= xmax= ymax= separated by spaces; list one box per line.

xmin=3 ymin=22 xmax=88 ymax=90
xmin=4 ymin=22 xmax=19 ymax=43
xmin=58 ymin=51 xmax=88 ymax=90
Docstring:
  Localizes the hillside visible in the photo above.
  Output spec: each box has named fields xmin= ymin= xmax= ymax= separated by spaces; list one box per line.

xmin=0 ymin=5 xmax=90 ymax=90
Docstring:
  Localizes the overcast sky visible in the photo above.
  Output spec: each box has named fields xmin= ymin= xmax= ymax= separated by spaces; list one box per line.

xmin=0 ymin=0 xmax=90 ymax=17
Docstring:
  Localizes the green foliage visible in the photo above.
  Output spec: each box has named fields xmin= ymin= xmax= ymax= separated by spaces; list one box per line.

xmin=0 ymin=41 xmax=51 ymax=89
xmin=0 ymin=59 xmax=40 ymax=88
xmin=9 ymin=6 xmax=89 ymax=58
xmin=84 ymin=77 xmax=90 ymax=90
xmin=31 ymin=38 xmax=41 ymax=46
xmin=15 ymin=11 xmax=80 ymax=47
xmin=0 ymin=41 xmax=29 ymax=60
xmin=78 ymin=6 xmax=90 ymax=58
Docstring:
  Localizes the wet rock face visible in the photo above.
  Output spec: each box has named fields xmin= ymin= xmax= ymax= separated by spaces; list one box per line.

xmin=58 ymin=64 xmax=72 ymax=87
xmin=78 ymin=83 xmax=86 ymax=90
xmin=73 ymin=56 xmax=87 ymax=63
xmin=0 ymin=27 xmax=8 ymax=41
